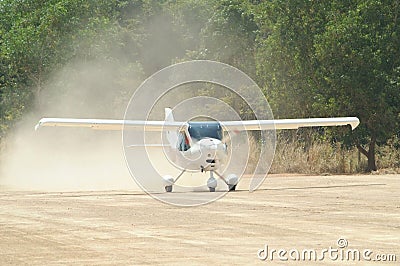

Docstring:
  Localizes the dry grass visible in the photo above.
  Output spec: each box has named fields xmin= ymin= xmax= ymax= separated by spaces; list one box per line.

xmin=266 ymin=135 xmax=400 ymax=174
xmin=270 ymin=139 xmax=363 ymax=174
xmin=1 ymin=130 xmax=399 ymax=176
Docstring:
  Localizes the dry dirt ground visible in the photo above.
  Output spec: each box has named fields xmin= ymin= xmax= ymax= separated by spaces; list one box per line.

xmin=0 ymin=174 xmax=399 ymax=265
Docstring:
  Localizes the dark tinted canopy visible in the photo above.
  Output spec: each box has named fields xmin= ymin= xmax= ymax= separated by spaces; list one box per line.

xmin=188 ymin=122 xmax=223 ymax=140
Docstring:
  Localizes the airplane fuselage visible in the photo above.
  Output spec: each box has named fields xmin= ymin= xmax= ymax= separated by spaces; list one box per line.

xmin=166 ymin=121 xmax=228 ymax=173
xmin=179 ymin=137 xmax=227 ymax=172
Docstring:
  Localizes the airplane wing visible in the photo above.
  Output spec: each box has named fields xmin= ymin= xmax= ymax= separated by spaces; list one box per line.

xmin=35 ymin=118 xmax=185 ymax=131
xmin=35 ymin=117 xmax=359 ymax=131
xmin=220 ymin=117 xmax=359 ymax=131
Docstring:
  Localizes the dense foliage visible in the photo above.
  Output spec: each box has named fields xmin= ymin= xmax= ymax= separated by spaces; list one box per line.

xmin=1 ymin=0 xmax=399 ymax=171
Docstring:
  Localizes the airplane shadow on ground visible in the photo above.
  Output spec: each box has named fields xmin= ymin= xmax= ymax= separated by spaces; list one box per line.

xmin=43 ymin=183 xmax=387 ymax=198
xmin=236 ymin=183 xmax=387 ymax=192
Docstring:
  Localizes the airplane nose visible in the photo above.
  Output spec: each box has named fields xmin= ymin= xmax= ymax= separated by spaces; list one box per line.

xmin=200 ymin=138 xmax=223 ymax=151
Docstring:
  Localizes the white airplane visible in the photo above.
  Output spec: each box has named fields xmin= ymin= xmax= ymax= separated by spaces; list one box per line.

xmin=35 ymin=108 xmax=359 ymax=192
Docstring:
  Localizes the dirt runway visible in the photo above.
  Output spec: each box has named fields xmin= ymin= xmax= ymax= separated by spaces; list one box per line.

xmin=0 ymin=174 xmax=399 ymax=265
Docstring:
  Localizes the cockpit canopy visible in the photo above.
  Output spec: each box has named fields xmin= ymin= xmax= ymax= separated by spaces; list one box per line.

xmin=177 ymin=121 xmax=223 ymax=151
xmin=188 ymin=121 xmax=223 ymax=140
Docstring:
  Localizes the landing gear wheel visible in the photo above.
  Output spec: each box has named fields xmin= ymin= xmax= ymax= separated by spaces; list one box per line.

xmin=165 ymin=185 xmax=173 ymax=192
xmin=207 ymin=172 xmax=217 ymax=193
xmin=228 ymin=184 xmax=237 ymax=191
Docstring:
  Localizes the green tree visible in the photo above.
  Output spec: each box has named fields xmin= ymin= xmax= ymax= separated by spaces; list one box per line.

xmin=199 ymin=0 xmax=258 ymax=77
xmin=0 ymin=0 xmax=133 ymax=136
xmin=253 ymin=0 xmax=400 ymax=171
xmin=315 ymin=0 xmax=400 ymax=170
xmin=171 ymin=0 xmax=261 ymax=119
xmin=253 ymin=0 xmax=328 ymax=118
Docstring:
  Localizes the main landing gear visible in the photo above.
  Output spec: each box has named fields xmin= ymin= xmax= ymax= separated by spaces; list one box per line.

xmin=162 ymin=170 xmax=186 ymax=193
xmin=162 ymin=170 xmax=238 ymax=193
xmin=208 ymin=171 xmax=238 ymax=192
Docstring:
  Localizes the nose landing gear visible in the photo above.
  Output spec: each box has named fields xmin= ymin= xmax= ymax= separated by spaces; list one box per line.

xmin=207 ymin=171 xmax=217 ymax=192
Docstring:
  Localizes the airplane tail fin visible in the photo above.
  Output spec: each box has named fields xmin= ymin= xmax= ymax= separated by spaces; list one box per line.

xmin=165 ymin=108 xmax=178 ymax=148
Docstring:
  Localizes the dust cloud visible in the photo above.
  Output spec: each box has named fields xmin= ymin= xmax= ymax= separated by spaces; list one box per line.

xmin=0 ymin=11 xmax=210 ymax=192
xmin=0 ymin=9 xmax=269 ymax=193
xmin=0 ymin=59 xmax=143 ymax=191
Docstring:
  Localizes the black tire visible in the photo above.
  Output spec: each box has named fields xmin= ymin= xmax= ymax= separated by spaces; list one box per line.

xmin=228 ymin=184 xmax=237 ymax=191
xmin=165 ymin=185 xmax=173 ymax=192
xmin=209 ymin=187 xmax=216 ymax=192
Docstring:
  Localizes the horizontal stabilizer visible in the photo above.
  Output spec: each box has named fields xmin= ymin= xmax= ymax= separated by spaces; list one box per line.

xmin=126 ymin=144 xmax=170 ymax=148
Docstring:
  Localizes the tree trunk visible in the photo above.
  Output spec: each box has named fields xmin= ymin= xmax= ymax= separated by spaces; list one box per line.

xmin=356 ymin=136 xmax=377 ymax=172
